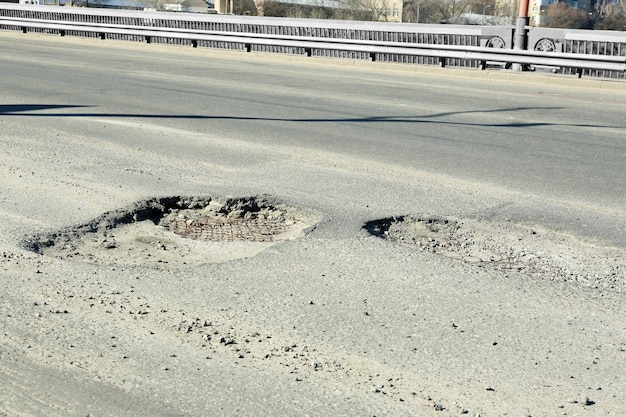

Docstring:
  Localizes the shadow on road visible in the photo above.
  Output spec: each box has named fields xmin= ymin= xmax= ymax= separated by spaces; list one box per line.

xmin=1 ymin=104 xmax=620 ymax=130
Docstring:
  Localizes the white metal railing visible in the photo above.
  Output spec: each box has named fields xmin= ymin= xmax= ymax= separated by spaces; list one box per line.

xmin=1 ymin=4 xmax=625 ymax=78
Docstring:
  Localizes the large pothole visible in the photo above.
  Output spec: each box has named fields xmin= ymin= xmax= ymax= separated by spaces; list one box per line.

xmin=26 ymin=195 xmax=322 ymax=268
xmin=365 ymin=215 xmax=625 ymax=292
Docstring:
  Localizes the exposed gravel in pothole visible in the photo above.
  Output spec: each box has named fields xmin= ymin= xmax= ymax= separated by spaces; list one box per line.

xmin=365 ymin=215 xmax=625 ymax=292
xmin=24 ymin=195 xmax=321 ymax=268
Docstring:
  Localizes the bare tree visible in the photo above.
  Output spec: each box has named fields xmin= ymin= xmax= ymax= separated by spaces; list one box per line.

xmin=494 ymin=0 xmax=517 ymax=22
xmin=543 ymin=1 xmax=591 ymax=28
xmin=402 ymin=0 xmax=445 ymax=23
xmin=233 ymin=0 xmax=258 ymax=15
xmin=466 ymin=0 xmax=497 ymax=15
xmin=258 ymin=0 xmax=345 ymax=18
xmin=404 ymin=0 xmax=496 ymax=24
xmin=435 ymin=0 xmax=472 ymax=23
xmin=595 ymin=1 xmax=626 ymax=30
xmin=333 ymin=0 xmax=390 ymax=21
xmin=402 ymin=0 xmax=430 ymax=22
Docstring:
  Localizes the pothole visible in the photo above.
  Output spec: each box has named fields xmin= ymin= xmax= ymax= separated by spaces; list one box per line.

xmin=365 ymin=215 xmax=625 ymax=292
xmin=26 ymin=195 xmax=322 ymax=268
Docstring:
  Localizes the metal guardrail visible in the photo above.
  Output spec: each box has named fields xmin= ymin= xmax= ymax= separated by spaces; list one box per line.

xmin=529 ymin=27 xmax=626 ymax=78
xmin=1 ymin=3 xmax=625 ymax=78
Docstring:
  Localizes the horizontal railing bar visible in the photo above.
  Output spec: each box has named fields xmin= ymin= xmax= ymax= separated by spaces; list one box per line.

xmin=4 ymin=17 xmax=624 ymax=69
xmin=1 ymin=14 xmax=624 ymax=73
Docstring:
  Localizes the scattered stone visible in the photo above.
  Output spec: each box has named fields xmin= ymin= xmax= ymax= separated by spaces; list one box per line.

xmin=364 ymin=215 xmax=625 ymax=292
xmin=432 ymin=403 xmax=445 ymax=411
xmin=220 ymin=337 xmax=236 ymax=346
xmin=580 ymin=396 xmax=594 ymax=406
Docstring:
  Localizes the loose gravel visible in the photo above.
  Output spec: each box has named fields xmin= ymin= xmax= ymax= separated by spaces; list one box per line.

xmin=365 ymin=214 xmax=625 ymax=292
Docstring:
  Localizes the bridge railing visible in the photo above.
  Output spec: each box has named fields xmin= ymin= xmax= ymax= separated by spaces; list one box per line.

xmin=1 ymin=3 xmax=625 ymax=78
xmin=528 ymin=27 xmax=626 ymax=79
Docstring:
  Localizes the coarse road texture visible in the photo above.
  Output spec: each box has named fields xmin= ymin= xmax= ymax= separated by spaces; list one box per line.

xmin=1 ymin=31 xmax=625 ymax=417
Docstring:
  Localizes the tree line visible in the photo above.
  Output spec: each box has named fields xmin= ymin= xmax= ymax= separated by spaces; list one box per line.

xmin=241 ymin=0 xmax=625 ymax=30
xmin=543 ymin=1 xmax=626 ymax=30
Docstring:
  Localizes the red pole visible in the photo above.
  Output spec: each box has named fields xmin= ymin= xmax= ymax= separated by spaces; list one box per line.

xmin=518 ymin=0 xmax=530 ymax=17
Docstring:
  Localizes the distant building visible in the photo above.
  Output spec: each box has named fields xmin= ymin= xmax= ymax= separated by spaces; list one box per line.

xmin=529 ymin=0 xmax=552 ymax=26
xmin=212 ymin=0 xmax=228 ymax=13
xmin=371 ymin=0 xmax=403 ymax=22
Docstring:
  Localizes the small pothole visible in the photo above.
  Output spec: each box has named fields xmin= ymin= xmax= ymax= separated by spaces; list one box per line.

xmin=365 ymin=215 xmax=625 ymax=292
xmin=26 ymin=195 xmax=321 ymax=268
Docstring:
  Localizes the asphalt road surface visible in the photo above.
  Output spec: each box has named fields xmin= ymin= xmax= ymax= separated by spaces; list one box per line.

xmin=1 ymin=31 xmax=625 ymax=417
